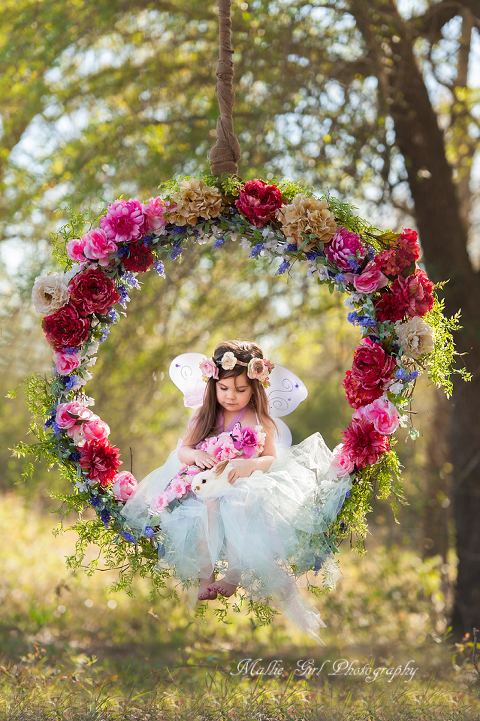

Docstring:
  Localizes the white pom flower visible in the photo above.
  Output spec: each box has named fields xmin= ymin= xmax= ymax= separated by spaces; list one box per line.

xmin=31 ymin=272 xmax=70 ymax=315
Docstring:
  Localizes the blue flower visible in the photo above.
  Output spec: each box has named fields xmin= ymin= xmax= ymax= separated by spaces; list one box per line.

xmin=407 ymin=371 xmax=419 ymax=382
xmin=121 ymin=530 xmax=136 ymax=543
xmin=213 ymin=236 xmax=227 ymax=249
xmin=117 ymin=246 xmax=129 ymax=258
xmin=172 ymin=225 xmax=185 ymax=235
xmin=348 ymin=257 xmax=360 ymax=272
xmin=118 ymin=285 xmax=130 ymax=309
xmin=64 ymin=375 xmax=80 ymax=390
xmin=340 ymin=521 xmax=348 ymax=532
xmin=335 ymin=273 xmax=345 ymax=284
xmin=69 ymin=452 xmax=81 ymax=462
xmin=305 ymin=250 xmax=322 ymax=261
xmin=348 ymin=311 xmax=360 ymax=325
xmin=395 ymin=368 xmax=408 ymax=380
xmin=90 ymin=494 xmax=101 ymax=508
xmin=99 ymin=327 xmax=110 ymax=343
xmin=367 ymin=246 xmax=375 ymax=261
xmin=144 ymin=526 xmax=155 ymax=538
xmin=143 ymin=235 xmax=153 ymax=246
xmin=345 ymin=490 xmax=351 ymax=498
xmin=100 ymin=508 xmax=111 ymax=527
xmin=107 ymin=308 xmax=118 ymax=323
xmin=153 ymin=260 xmax=166 ymax=278
xmin=249 ymin=242 xmax=264 ymax=258
xmin=52 ymin=421 xmax=62 ymax=437
xmin=275 ymin=259 xmax=291 ymax=276
xmin=123 ymin=272 xmax=140 ymax=288
xmin=63 ymin=347 xmax=78 ymax=355
xmin=368 ymin=335 xmax=381 ymax=343
xmin=44 ymin=417 xmax=54 ymax=429
xmin=286 ymin=243 xmax=298 ymax=252
xmin=358 ymin=316 xmax=376 ymax=328
xmin=170 ymin=243 xmax=182 ymax=260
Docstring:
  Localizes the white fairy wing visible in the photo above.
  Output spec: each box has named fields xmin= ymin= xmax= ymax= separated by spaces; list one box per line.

xmin=267 ymin=364 xmax=308 ymax=418
xmin=275 ymin=418 xmax=293 ymax=448
xmin=169 ymin=353 xmax=207 ymax=409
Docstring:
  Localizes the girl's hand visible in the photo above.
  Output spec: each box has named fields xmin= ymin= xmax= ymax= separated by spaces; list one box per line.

xmin=193 ymin=450 xmax=217 ymax=470
xmin=228 ymin=459 xmax=258 ymax=484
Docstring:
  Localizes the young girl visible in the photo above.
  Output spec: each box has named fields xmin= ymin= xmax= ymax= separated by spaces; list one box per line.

xmin=121 ymin=340 xmax=351 ymax=643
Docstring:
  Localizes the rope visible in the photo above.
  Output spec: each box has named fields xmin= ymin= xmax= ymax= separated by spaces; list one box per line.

xmin=209 ymin=0 xmax=241 ymax=176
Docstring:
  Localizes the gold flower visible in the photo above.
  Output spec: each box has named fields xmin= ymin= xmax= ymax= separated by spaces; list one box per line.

xmin=395 ymin=317 xmax=434 ymax=359
xmin=276 ymin=194 xmax=337 ymax=249
xmin=168 ymin=179 xmax=224 ymax=226
xmin=32 ymin=272 xmax=70 ymax=315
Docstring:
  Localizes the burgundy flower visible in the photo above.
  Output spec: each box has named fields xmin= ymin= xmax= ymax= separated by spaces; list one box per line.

xmin=69 ymin=269 xmax=120 ymax=317
xmin=341 ymin=418 xmax=390 ymax=469
xmin=235 ymin=180 xmax=283 ymax=228
xmin=342 ymin=371 xmax=384 ymax=409
xmin=375 ymin=291 xmax=408 ymax=323
xmin=350 ymin=338 xmax=396 ymax=390
xmin=43 ymin=303 xmax=91 ymax=350
xmin=390 ymin=269 xmax=434 ymax=318
xmin=374 ymin=229 xmax=421 ymax=276
xmin=79 ymin=439 xmax=122 ymax=487
xmin=122 ymin=240 xmax=154 ymax=273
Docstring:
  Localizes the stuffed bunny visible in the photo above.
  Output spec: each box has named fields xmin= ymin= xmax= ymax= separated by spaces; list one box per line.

xmin=192 ymin=460 xmax=234 ymax=499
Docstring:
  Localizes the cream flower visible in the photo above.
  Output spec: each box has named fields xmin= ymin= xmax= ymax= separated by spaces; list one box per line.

xmin=276 ymin=195 xmax=337 ymax=249
xmin=31 ymin=272 xmax=70 ymax=315
xmin=396 ymin=317 xmax=435 ymax=359
xmin=221 ymin=352 xmax=237 ymax=370
xmin=168 ymin=179 xmax=224 ymax=226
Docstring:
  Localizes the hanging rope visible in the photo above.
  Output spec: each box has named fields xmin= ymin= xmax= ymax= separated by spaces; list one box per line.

xmin=209 ymin=0 xmax=241 ymax=176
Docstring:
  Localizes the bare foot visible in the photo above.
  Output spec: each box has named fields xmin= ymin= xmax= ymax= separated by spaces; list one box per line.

xmin=198 ymin=573 xmax=217 ymax=601
xmin=209 ymin=575 xmax=240 ymax=598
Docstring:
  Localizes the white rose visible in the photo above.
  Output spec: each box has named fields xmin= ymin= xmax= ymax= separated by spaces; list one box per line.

xmin=221 ymin=352 xmax=237 ymax=370
xmin=396 ymin=317 xmax=434 ymax=360
xmin=31 ymin=272 xmax=70 ymax=315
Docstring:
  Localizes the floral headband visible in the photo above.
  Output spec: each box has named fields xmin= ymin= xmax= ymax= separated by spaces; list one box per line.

xmin=199 ymin=352 xmax=275 ymax=388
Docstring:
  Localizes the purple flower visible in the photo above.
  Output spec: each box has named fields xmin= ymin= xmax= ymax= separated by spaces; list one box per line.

xmin=345 ymin=490 xmax=351 ymax=497
xmin=143 ymin=236 xmax=153 ymax=245
xmin=63 ymin=347 xmax=79 ymax=355
xmin=144 ymin=526 xmax=155 ymax=538
xmin=153 ymin=260 xmax=166 ymax=278
xmin=52 ymin=421 xmax=62 ymax=437
xmin=286 ymin=243 xmax=298 ymax=252
xmin=335 ymin=273 xmax=345 ymax=283
xmin=367 ymin=246 xmax=376 ymax=261
xmin=340 ymin=521 xmax=348 ymax=532
xmin=358 ymin=316 xmax=376 ymax=328
xmin=69 ymin=452 xmax=81 ymax=462
xmin=90 ymin=494 xmax=101 ymax=508
xmin=121 ymin=530 xmax=135 ymax=542
xmin=107 ymin=308 xmax=118 ymax=322
xmin=118 ymin=285 xmax=130 ymax=308
xmin=305 ymin=250 xmax=323 ymax=261
xmin=65 ymin=375 xmax=80 ymax=390
xmin=123 ymin=272 xmax=140 ymax=288
xmin=213 ymin=236 xmax=227 ymax=249
xmin=348 ymin=257 xmax=361 ymax=272
xmin=172 ymin=226 xmax=185 ymax=235
xmin=117 ymin=246 xmax=130 ymax=258
xmin=395 ymin=368 xmax=408 ymax=380
xmin=249 ymin=242 xmax=264 ymax=258
xmin=275 ymin=259 xmax=291 ymax=276
xmin=170 ymin=243 xmax=182 ymax=260
xmin=100 ymin=508 xmax=111 ymax=527
xmin=99 ymin=327 xmax=110 ymax=343
xmin=407 ymin=371 xmax=419 ymax=382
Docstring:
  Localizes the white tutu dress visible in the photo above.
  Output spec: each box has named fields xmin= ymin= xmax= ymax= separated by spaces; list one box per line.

xmin=121 ymin=406 xmax=351 ymax=644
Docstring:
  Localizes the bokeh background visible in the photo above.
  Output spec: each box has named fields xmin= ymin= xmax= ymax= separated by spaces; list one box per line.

xmin=1 ymin=1 xmax=480 ymax=718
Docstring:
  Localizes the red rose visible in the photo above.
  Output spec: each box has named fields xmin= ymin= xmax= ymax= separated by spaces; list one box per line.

xmin=390 ymin=268 xmax=434 ymax=318
xmin=342 ymin=371 xmax=384 ymax=409
xmin=341 ymin=418 xmax=390 ymax=469
xmin=375 ymin=291 xmax=407 ymax=323
xmin=79 ymin=439 xmax=122 ymax=487
xmin=69 ymin=269 xmax=120 ymax=317
xmin=122 ymin=240 xmax=154 ymax=273
xmin=374 ymin=229 xmax=421 ymax=276
xmin=350 ymin=338 xmax=396 ymax=390
xmin=43 ymin=303 xmax=91 ymax=350
xmin=235 ymin=180 xmax=283 ymax=228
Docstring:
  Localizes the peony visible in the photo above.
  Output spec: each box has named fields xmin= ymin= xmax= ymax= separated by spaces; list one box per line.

xmin=341 ymin=418 xmax=390 ymax=469
xmin=277 ymin=194 xmax=337 ymax=248
xmin=395 ymin=316 xmax=435 ymax=359
xmin=375 ymin=229 xmax=421 ymax=276
xmin=220 ymin=351 xmax=237 ymax=370
xmin=101 ymin=198 xmax=145 ymax=243
xmin=354 ymin=397 xmax=400 ymax=435
xmin=350 ymin=338 xmax=396 ymax=390
xmin=351 ymin=260 xmax=389 ymax=294
xmin=83 ymin=418 xmax=111 ymax=442
xmin=241 ymin=427 xmax=260 ymax=458
xmin=143 ymin=196 xmax=170 ymax=231
xmin=235 ymin=180 xmax=283 ymax=228
xmin=43 ymin=304 xmax=91 ymax=349
xmin=32 ymin=272 xmax=70 ymax=315
xmin=375 ymin=291 xmax=407 ymax=323
xmin=331 ymin=444 xmax=355 ymax=475
xmin=169 ymin=179 xmax=223 ymax=226
xmin=343 ymin=370 xmax=384 ymax=409
xmin=55 ymin=401 xmax=92 ymax=429
xmin=69 ymin=268 xmax=120 ymax=317
xmin=390 ymin=269 xmax=434 ymax=318
xmin=112 ymin=471 xmax=138 ymax=501
xmin=83 ymin=228 xmax=118 ymax=267
xmin=66 ymin=238 xmax=87 ymax=263
xmin=79 ymin=439 xmax=122 ymax=487
xmin=324 ymin=226 xmax=366 ymax=271
xmin=54 ymin=349 xmax=82 ymax=376
xmin=122 ymin=240 xmax=154 ymax=273
xmin=150 ymin=492 xmax=170 ymax=515
xmin=199 ymin=358 xmax=219 ymax=381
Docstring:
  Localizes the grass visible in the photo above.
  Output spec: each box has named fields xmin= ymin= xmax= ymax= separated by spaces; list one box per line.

xmin=1 ymin=492 xmax=479 ymax=720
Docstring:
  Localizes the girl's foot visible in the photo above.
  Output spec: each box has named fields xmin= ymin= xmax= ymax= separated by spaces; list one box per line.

xmin=209 ymin=574 xmax=240 ymax=598
xmin=198 ymin=573 xmax=217 ymax=601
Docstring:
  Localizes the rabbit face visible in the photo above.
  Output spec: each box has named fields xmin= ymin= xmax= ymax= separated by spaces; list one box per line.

xmin=193 ymin=460 xmax=232 ymax=499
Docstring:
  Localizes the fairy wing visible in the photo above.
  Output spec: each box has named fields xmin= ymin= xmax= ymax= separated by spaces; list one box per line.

xmin=169 ymin=353 xmax=207 ymax=409
xmin=266 ymin=364 xmax=308 ymax=418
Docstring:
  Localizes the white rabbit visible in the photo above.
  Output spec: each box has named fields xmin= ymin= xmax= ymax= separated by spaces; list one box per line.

xmin=192 ymin=460 xmax=234 ymax=499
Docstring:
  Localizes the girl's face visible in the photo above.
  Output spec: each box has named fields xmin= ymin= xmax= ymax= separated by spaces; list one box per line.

xmin=216 ymin=372 xmax=253 ymax=413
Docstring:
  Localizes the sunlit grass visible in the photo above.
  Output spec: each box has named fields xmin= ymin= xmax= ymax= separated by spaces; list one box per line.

xmin=1 ymin=493 xmax=479 ymax=720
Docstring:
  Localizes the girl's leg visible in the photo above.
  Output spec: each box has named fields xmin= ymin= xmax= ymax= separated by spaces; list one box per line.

xmin=198 ymin=499 xmax=221 ymax=600
xmin=209 ymin=537 xmax=241 ymax=597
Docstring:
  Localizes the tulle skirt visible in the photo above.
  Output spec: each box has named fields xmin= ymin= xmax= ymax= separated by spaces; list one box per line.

xmin=121 ymin=433 xmax=351 ymax=644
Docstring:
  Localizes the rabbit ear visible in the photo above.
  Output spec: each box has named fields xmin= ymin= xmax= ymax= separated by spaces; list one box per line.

xmin=214 ymin=460 xmax=229 ymax=476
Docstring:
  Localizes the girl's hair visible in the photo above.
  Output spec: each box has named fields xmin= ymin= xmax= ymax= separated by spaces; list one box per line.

xmin=189 ymin=340 xmax=275 ymax=447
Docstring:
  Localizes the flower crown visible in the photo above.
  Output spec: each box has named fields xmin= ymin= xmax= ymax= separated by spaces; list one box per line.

xmin=199 ymin=352 xmax=275 ymax=388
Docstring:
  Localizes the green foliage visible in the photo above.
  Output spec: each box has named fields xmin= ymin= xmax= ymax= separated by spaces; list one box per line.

xmin=424 ymin=290 xmax=472 ymax=397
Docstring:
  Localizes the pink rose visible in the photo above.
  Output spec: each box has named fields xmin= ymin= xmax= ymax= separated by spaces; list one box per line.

xmin=241 ymin=426 xmax=259 ymax=458
xmin=331 ymin=444 xmax=355 ymax=475
xmin=56 ymin=401 xmax=91 ymax=429
xmin=83 ymin=228 xmax=118 ymax=267
xmin=67 ymin=238 xmax=87 ymax=262
xmin=54 ymin=350 xmax=82 ymax=376
xmin=247 ymin=358 xmax=268 ymax=381
xmin=143 ymin=196 xmax=170 ymax=231
xmin=199 ymin=358 xmax=219 ymax=380
xmin=112 ymin=471 xmax=138 ymax=501
xmin=352 ymin=261 xmax=389 ymax=294
xmin=100 ymin=198 xmax=145 ymax=243
xmin=354 ymin=398 xmax=399 ymax=435
xmin=83 ymin=418 xmax=111 ymax=442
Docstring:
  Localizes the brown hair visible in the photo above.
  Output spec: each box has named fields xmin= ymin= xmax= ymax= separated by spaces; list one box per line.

xmin=189 ymin=340 xmax=275 ymax=447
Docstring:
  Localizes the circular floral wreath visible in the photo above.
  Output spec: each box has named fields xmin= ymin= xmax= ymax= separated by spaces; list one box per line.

xmin=18 ymin=172 xmax=465 ymax=608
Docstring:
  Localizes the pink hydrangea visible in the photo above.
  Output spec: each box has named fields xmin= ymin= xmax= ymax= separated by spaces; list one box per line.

xmin=112 ymin=471 xmax=138 ymax=501
xmin=54 ymin=350 xmax=82 ymax=376
xmin=353 ymin=397 xmax=399 ymax=435
xmin=83 ymin=228 xmax=118 ymax=266
xmin=150 ymin=492 xmax=170 ymax=515
xmin=100 ymin=198 xmax=145 ymax=243
xmin=83 ymin=418 xmax=111 ymax=442
xmin=55 ymin=401 xmax=91 ymax=429
xmin=324 ymin=226 xmax=366 ymax=271
xmin=67 ymin=238 xmax=87 ymax=262
xmin=143 ymin=196 xmax=170 ymax=231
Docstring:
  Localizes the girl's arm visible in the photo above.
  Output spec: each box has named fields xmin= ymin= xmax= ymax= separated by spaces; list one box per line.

xmin=178 ymin=410 xmax=217 ymax=469
xmin=228 ymin=422 xmax=277 ymax=483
